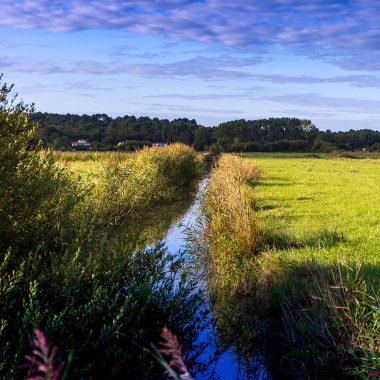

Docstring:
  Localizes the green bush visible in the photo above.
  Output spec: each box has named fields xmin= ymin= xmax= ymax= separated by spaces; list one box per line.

xmin=0 ymin=76 xmax=81 ymax=255
xmin=0 ymin=77 xmax=205 ymax=379
xmin=0 ymin=244 xmax=204 ymax=379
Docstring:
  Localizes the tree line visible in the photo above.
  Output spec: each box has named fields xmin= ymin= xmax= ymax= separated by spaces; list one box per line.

xmin=32 ymin=112 xmax=380 ymax=152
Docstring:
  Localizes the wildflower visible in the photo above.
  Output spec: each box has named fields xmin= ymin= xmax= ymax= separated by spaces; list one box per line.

xmin=22 ymin=329 xmax=64 ymax=380
xmin=152 ymin=327 xmax=192 ymax=380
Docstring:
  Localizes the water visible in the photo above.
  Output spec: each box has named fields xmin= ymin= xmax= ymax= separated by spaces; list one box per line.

xmin=156 ymin=179 xmax=270 ymax=380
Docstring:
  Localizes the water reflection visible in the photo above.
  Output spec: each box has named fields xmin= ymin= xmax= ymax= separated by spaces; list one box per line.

xmin=157 ymin=179 xmax=270 ymax=380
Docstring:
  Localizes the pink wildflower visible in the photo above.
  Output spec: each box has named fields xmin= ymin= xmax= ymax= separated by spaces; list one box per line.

xmin=22 ymin=329 xmax=64 ymax=380
xmin=152 ymin=327 xmax=192 ymax=380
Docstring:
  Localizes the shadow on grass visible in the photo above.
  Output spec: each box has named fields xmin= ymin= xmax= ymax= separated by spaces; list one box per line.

xmin=256 ymin=181 xmax=293 ymax=187
xmin=263 ymin=229 xmax=345 ymax=250
xmin=264 ymin=260 xmax=380 ymax=380
xmin=295 ymin=196 xmax=313 ymax=201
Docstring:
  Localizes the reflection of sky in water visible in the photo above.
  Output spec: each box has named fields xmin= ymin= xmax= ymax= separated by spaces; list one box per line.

xmin=158 ymin=179 xmax=269 ymax=380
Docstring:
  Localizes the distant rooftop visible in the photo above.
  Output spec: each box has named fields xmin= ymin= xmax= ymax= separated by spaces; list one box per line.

xmin=71 ymin=139 xmax=92 ymax=150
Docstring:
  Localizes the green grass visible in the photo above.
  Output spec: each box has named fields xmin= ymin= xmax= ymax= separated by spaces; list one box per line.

xmin=249 ymin=154 xmax=380 ymax=270
xmin=55 ymin=152 xmax=129 ymax=182
xmin=243 ymin=153 xmax=380 ymax=377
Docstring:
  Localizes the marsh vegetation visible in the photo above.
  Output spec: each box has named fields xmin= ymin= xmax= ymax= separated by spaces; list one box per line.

xmin=1 ymin=76 xmax=379 ymax=379
xmin=0 ymin=79 xmax=206 ymax=379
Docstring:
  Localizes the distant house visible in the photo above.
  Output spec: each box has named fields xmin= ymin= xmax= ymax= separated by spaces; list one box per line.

xmin=71 ymin=139 xmax=92 ymax=150
xmin=152 ymin=142 xmax=167 ymax=147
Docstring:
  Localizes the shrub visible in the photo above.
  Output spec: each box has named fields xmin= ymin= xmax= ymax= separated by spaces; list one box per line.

xmin=0 ymin=77 xmax=205 ymax=379
xmin=0 ymin=76 xmax=81 ymax=255
xmin=0 ymin=244 xmax=205 ymax=379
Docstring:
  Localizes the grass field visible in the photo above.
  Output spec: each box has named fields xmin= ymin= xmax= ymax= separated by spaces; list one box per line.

xmin=250 ymin=154 xmax=380 ymax=271
xmin=243 ymin=153 xmax=380 ymax=377
xmin=55 ymin=151 xmax=128 ymax=182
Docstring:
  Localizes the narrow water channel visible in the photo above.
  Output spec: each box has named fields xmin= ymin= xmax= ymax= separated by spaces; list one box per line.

xmin=155 ymin=178 xmax=270 ymax=380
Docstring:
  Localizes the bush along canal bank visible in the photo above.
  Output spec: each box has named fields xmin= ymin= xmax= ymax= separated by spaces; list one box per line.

xmin=203 ymin=154 xmax=271 ymax=379
xmin=0 ymin=79 xmax=210 ymax=379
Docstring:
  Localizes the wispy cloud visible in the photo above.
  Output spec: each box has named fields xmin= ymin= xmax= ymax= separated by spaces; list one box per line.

xmin=0 ymin=54 xmax=261 ymax=79
xmin=148 ymin=103 xmax=244 ymax=115
xmin=1 ymin=1 xmax=380 ymax=70
xmin=255 ymin=74 xmax=380 ymax=88
xmin=145 ymin=87 xmax=263 ymax=100
xmin=265 ymin=93 xmax=380 ymax=115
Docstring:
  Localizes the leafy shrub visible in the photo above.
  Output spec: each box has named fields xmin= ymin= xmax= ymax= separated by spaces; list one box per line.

xmin=0 ymin=77 xmax=205 ymax=379
xmin=0 ymin=76 xmax=81 ymax=255
xmin=0 ymin=244 xmax=205 ymax=379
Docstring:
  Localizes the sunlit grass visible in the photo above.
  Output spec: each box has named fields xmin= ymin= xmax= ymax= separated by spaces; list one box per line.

xmin=55 ymin=152 xmax=132 ymax=182
xmin=244 ymin=153 xmax=380 ymax=376
xmin=249 ymin=154 xmax=380 ymax=270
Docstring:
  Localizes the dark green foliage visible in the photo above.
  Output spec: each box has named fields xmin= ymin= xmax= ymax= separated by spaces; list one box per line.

xmin=0 ymin=245 xmax=204 ymax=379
xmin=33 ymin=112 xmax=202 ymax=150
xmin=0 ymin=77 xmax=205 ymax=379
xmin=32 ymin=111 xmax=380 ymax=153
xmin=322 ymin=128 xmax=380 ymax=151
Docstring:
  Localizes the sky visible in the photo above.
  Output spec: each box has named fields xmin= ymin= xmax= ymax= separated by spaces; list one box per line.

xmin=1 ymin=1 xmax=380 ymax=130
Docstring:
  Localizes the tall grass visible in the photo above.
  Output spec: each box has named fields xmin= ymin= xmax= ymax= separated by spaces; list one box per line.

xmin=278 ymin=263 xmax=380 ymax=378
xmin=204 ymin=155 xmax=266 ymax=364
xmin=206 ymin=154 xmax=261 ymax=288
xmin=82 ymin=143 xmax=202 ymax=234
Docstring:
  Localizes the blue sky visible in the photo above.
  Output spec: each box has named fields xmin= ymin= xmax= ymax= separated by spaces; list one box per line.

xmin=1 ymin=1 xmax=380 ymax=130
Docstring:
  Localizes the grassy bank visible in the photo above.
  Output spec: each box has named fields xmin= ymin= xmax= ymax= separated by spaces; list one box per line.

xmin=206 ymin=154 xmax=261 ymax=287
xmin=204 ymin=154 xmax=263 ymax=360
xmin=205 ymin=153 xmax=380 ymax=378
xmin=0 ymin=80 xmax=205 ymax=379
xmin=250 ymin=154 xmax=380 ymax=378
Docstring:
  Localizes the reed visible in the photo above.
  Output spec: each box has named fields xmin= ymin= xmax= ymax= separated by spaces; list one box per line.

xmin=203 ymin=154 xmax=265 ymax=360
xmin=81 ymin=143 xmax=203 ymax=233
xmin=205 ymin=154 xmax=261 ymax=288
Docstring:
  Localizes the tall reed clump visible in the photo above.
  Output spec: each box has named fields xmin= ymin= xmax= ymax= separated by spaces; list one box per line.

xmin=204 ymin=154 xmax=265 ymax=358
xmin=278 ymin=263 xmax=380 ymax=378
xmin=205 ymin=154 xmax=261 ymax=288
xmin=83 ymin=143 xmax=203 ymax=232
